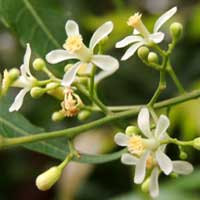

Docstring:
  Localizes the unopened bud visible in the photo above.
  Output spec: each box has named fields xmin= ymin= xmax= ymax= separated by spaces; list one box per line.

xmin=33 ymin=58 xmax=46 ymax=71
xmin=46 ymin=82 xmax=59 ymax=90
xmin=137 ymin=46 xmax=149 ymax=60
xmin=179 ymin=151 xmax=187 ymax=160
xmin=8 ymin=68 xmax=20 ymax=80
xmin=170 ymin=22 xmax=183 ymax=40
xmin=125 ymin=126 xmax=140 ymax=136
xmin=193 ymin=137 xmax=200 ymax=150
xmin=64 ymin=64 xmax=73 ymax=72
xmin=52 ymin=111 xmax=65 ymax=121
xmin=30 ymin=87 xmax=45 ymax=98
xmin=78 ymin=110 xmax=91 ymax=121
xmin=148 ymin=52 xmax=159 ymax=64
xmin=36 ymin=166 xmax=62 ymax=191
xmin=141 ymin=178 xmax=150 ymax=193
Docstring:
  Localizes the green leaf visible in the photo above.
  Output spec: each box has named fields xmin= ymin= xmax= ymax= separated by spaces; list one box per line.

xmin=0 ymin=97 xmax=124 ymax=164
xmin=0 ymin=0 xmax=66 ymax=57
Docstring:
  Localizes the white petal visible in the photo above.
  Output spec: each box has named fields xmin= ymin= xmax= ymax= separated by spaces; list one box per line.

xmin=65 ymin=20 xmax=80 ymax=36
xmin=46 ymin=50 xmax=78 ymax=64
xmin=137 ymin=107 xmax=152 ymax=138
xmin=121 ymin=153 xmax=138 ymax=165
xmin=153 ymin=7 xmax=177 ymax=32
xmin=114 ymin=132 xmax=129 ymax=146
xmin=61 ymin=62 xmax=81 ymax=86
xmin=91 ymin=55 xmax=119 ymax=72
xmin=156 ymin=149 xmax=172 ymax=175
xmin=150 ymin=167 xmax=160 ymax=198
xmin=133 ymin=29 xmax=140 ymax=35
xmin=121 ymin=41 xmax=145 ymax=61
xmin=23 ymin=43 xmax=31 ymax=76
xmin=20 ymin=64 xmax=26 ymax=78
xmin=95 ymin=70 xmax=116 ymax=83
xmin=9 ymin=88 xmax=29 ymax=112
xmin=172 ymin=161 xmax=194 ymax=175
xmin=115 ymin=35 xmax=142 ymax=48
xmin=134 ymin=151 xmax=149 ymax=184
xmin=149 ymin=32 xmax=165 ymax=44
xmin=154 ymin=115 xmax=170 ymax=139
xmin=89 ymin=21 xmax=113 ymax=50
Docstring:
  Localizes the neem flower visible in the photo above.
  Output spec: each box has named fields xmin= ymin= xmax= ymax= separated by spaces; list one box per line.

xmin=116 ymin=7 xmax=177 ymax=60
xmin=9 ymin=44 xmax=36 ymax=112
xmin=114 ymin=107 xmax=193 ymax=198
xmin=46 ymin=20 xmax=119 ymax=86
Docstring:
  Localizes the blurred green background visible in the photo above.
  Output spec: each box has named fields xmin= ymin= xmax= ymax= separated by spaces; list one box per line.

xmin=0 ymin=0 xmax=200 ymax=199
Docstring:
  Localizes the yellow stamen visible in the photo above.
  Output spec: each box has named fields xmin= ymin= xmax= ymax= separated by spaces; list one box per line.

xmin=146 ymin=155 xmax=154 ymax=169
xmin=127 ymin=135 xmax=145 ymax=156
xmin=63 ymin=35 xmax=83 ymax=53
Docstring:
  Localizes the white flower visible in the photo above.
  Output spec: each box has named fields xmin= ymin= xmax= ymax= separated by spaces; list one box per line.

xmin=116 ymin=7 xmax=177 ymax=60
xmin=114 ymin=107 xmax=193 ymax=198
xmin=9 ymin=43 xmax=35 ymax=112
xmin=46 ymin=20 xmax=119 ymax=86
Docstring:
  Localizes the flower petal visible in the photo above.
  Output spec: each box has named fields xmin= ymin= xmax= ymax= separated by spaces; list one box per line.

xmin=121 ymin=153 xmax=138 ymax=165
xmin=114 ymin=132 xmax=129 ymax=147
xmin=149 ymin=167 xmax=160 ymax=198
xmin=61 ymin=62 xmax=81 ymax=86
xmin=137 ymin=107 xmax=152 ymax=138
xmin=149 ymin=32 xmax=165 ymax=43
xmin=133 ymin=29 xmax=140 ymax=35
xmin=94 ymin=70 xmax=116 ymax=83
xmin=115 ymin=35 xmax=142 ymax=48
xmin=23 ymin=43 xmax=31 ymax=76
xmin=89 ymin=21 xmax=113 ymax=50
xmin=154 ymin=115 xmax=170 ymax=139
xmin=46 ymin=50 xmax=78 ymax=64
xmin=121 ymin=41 xmax=145 ymax=61
xmin=91 ymin=55 xmax=119 ymax=72
xmin=134 ymin=151 xmax=149 ymax=184
xmin=65 ymin=20 xmax=80 ymax=36
xmin=156 ymin=148 xmax=172 ymax=175
xmin=153 ymin=7 xmax=177 ymax=32
xmin=9 ymin=88 xmax=29 ymax=112
xmin=172 ymin=161 xmax=194 ymax=175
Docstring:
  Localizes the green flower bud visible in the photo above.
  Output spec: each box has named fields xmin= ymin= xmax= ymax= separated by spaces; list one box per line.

xmin=36 ymin=166 xmax=62 ymax=191
xmin=46 ymin=82 xmax=59 ymax=90
xmin=30 ymin=87 xmax=45 ymax=98
xmin=170 ymin=172 xmax=178 ymax=178
xmin=52 ymin=111 xmax=65 ymax=121
xmin=148 ymin=52 xmax=159 ymax=64
xmin=170 ymin=22 xmax=183 ymax=40
xmin=179 ymin=151 xmax=187 ymax=160
xmin=78 ymin=110 xmax=91 ymax=121
xmin=125 ymin=126 xmax=140 ymax=136
xmin=137 ymin=46 xmax=149 ymax=60
xmin=8 ymin=68 xmax=20 ymax=81
xmin=33 ymin=58 xmax=46 ymax=71
xmin=64 ymin=64 xmax=73 ymax=72
xmin=141 ymin=178 xmax=150 ymax=193
xmin=193 ymin=137 xmax=200 ymax=150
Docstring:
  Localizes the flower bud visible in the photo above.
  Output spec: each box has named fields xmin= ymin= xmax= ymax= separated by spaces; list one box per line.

xmin=137 ymin=46 xmax=149 ymax=60
xmin=170 ymin=22 xmax=183 ymax=40
xmin=64 ymin=64 xmax=73 ymax=72
xmin=36 ymin=166 xmax=62 ymax=191
xmin=78 ymin=110 xmax=91 ymax=121
xmin=148 ymin=52 xmax=159 ymax=64
xmin=30 ymin=87 xmax=45 ymax=98
xmin=8 ymin=68 xmax=20 ymax=80
xmin=141 ymin=178 xmax=150 ymax=193
xmin=125 ymin=126 xmax=140 ymax=136
xmin=33 ymin=58 xmax=46 ymax=71
xmin=46 ymin=82 xmax=59 ymax=90
xmin=52 ymin=111 xmax=65 ymax=121
xmin=193 ymin=137 xmax=200 ymax=150
xmin=179 ymin=151 xmax=187 ymax=160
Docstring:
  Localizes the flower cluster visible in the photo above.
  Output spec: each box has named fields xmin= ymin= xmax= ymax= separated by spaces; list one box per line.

xmin=115 ymin=108 xmax=193 ymax=198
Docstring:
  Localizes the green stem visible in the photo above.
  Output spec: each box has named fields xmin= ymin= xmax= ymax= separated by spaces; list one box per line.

xmin=1 ymin=89 xmax=200 ymax=149
xmin=89 ymin=66 xmax=96 ymax=98
xmin=162 ymin=138 xmax=194 ymax=147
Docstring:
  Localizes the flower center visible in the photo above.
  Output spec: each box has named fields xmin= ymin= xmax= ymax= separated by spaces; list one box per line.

xmin=127 ymin=13 xmax=150 ymax=38
xmin=146 ymin=155 xmax=154 ymax=169
xmin=127 ymin=135 xmax=145 ymax=156
xmin=63 ymin=35 xmax=83 ymax=53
